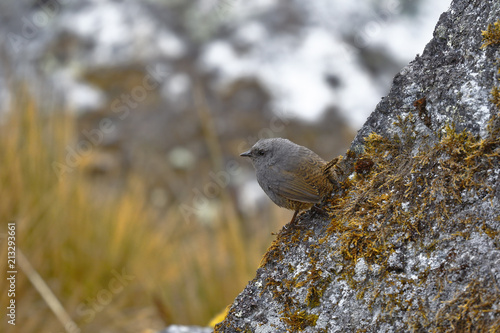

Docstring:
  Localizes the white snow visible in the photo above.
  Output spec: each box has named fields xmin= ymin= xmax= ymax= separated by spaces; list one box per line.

xmin=199 ymin=0 xmax=451 ymax=127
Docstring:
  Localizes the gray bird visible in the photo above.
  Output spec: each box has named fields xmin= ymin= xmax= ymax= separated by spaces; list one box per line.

xmin=240 ymin=138 xmax=333 ymax=224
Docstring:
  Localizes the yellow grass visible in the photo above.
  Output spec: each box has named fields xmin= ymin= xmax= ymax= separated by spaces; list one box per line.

xmin=0 ymin=87 xmax=285 ymax=332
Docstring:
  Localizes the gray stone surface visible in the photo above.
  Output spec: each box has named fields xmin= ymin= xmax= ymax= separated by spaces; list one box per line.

xmin=353 ymin=0 xmax=499 ymax=147
xmin=159 ymin=325 xmax=212 ymax=333
xmin=215 ymin=0 xmax=500 ymax=332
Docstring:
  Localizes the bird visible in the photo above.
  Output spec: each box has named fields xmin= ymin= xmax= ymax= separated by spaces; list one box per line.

xmin=240 ymin=138 xmax=333 ymax=224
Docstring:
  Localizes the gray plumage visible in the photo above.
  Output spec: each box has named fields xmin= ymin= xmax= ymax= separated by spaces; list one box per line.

xmin=240 ymin=138 xmax=333 ymax=223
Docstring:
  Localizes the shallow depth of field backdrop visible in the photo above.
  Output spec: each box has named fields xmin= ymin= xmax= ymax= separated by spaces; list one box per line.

xmin=0 ymin=0 xmax=450 ymax=332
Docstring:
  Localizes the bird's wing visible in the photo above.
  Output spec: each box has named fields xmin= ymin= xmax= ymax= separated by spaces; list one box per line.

xmin=266 ymin=159 xmax=322 ymax=203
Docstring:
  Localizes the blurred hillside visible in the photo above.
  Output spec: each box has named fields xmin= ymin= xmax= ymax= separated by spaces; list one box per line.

xmin=0 ymin=0 xmax=450 ymax=332
xmin=0 ymin=90 xmax=287 ymax=332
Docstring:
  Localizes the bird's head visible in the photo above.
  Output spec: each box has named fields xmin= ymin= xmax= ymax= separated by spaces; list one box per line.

xmin=240 ymin=138 xmax=292 ymax=167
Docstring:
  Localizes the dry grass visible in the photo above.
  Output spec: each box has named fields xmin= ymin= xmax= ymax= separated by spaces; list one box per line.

xmin=0 ymin=87 xmax=285 ymax=332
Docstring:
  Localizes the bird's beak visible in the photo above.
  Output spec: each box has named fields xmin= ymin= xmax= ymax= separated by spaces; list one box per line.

xmin=240 ymin=150 xmax=252 ymax=157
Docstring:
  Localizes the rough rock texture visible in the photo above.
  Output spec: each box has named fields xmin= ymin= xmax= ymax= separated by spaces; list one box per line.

xmin=215 ymin=0 xmax=500 ymax=332
xmin=352 ymin=0 xmax=499 ymax=147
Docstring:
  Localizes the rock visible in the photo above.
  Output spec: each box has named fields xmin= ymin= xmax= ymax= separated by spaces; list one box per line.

xmin=215 ymin=0 xmax=500 ymax=332
xmin=158 ymin=325 xmax=212 ymax=333
xmin=353 ymin=258 xmax=368 ymax=282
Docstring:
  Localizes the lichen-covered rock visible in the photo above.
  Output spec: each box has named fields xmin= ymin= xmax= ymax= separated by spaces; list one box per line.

xmin=215 ymin=0 xmax=500 ymax=332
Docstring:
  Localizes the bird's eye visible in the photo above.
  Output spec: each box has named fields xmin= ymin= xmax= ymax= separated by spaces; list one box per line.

xmin=256 ymin=149 xmax=265 ymax=156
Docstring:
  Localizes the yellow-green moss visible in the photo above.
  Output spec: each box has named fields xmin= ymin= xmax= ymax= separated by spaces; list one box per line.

xmin=280 ymin=309 xmax=318 ymax=332
xmin=328 ymin=112 xmax=499 ymax=267
xmin=255 ymin=86 xmax=500 ymax=333
xmin=304 ymin=267 xmax=332 ymax=308
xmin=434 ymin=279 xmax=500 ymax=332
xmin=218 ymin=20 xmax=500 ymax=333
xmin=491 ymin=86 xmax=500 ymax=109
xmin=482 ymin=20 xmax=500 ymax=110
xmin=481 ymin=20 xmax=500 ymax=49
xmin=321 ymin=109 xmax=500 ymax=329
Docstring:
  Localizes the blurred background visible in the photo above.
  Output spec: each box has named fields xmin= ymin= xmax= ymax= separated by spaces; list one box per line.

xmin=0 ymin=0 xmax=450 ymax=332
